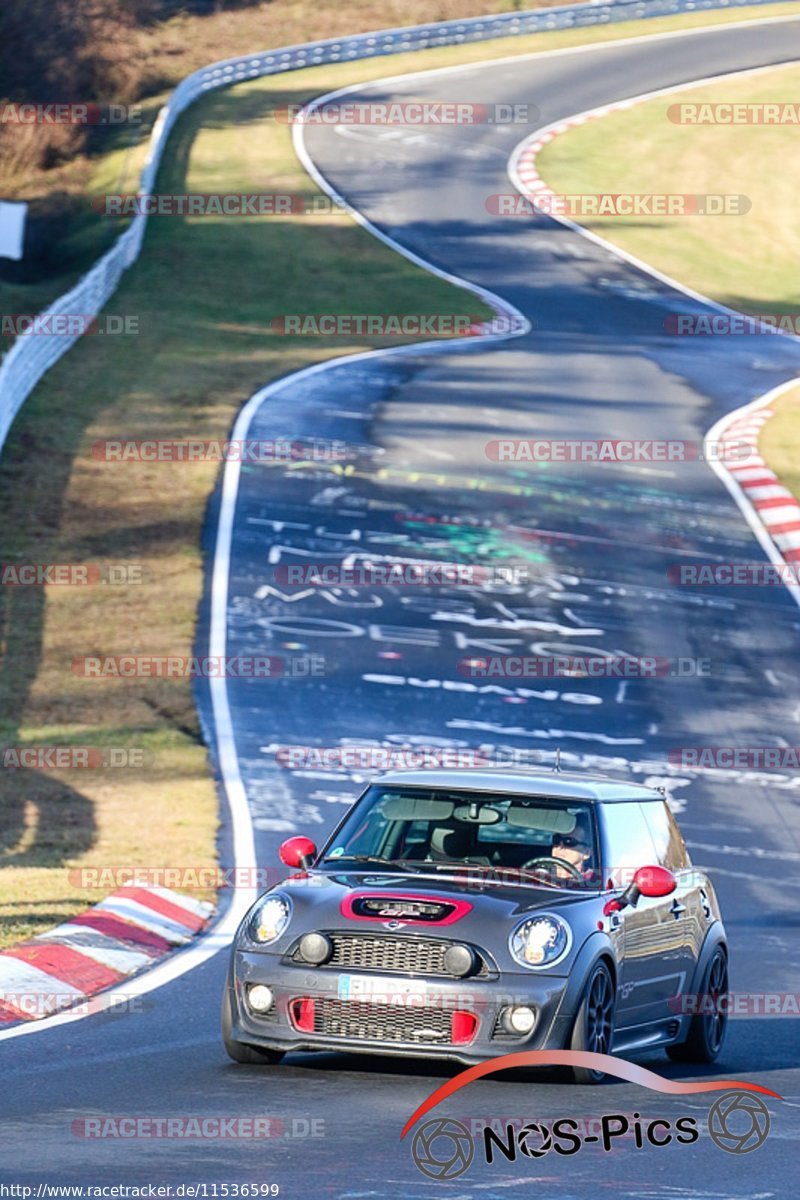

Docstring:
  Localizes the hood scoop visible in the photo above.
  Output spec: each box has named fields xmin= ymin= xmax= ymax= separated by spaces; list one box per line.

xmin=342 ymin=892 xmax=472 ymax=925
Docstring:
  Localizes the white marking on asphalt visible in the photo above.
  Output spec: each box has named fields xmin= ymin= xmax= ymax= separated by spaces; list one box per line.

xmin=688 ymin=841 xmax=800 ymax=863
xmin=415 ymin=443 xmax=456 ymax=461
xmin=695 ymin=863 xmax=800 ymax=891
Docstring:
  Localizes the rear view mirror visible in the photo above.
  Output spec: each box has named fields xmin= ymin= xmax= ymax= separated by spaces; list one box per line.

xmin=609 ymin=864 xmax=678 ymax=913
xmin=634 ymin=865 xmax=678 ymax=898
xmin=279 ymin=835 xmax=318 ymax=869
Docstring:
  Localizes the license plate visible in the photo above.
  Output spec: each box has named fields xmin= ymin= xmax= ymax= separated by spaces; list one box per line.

xmin=337 ymin=975 xmax=429 ymax=1002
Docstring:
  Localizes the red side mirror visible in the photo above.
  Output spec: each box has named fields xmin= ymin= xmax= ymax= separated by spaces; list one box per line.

xmin=279 ymin=835 xmax=318 ymax=869
xmin=633 ymin=864 xmax=677 ymax=898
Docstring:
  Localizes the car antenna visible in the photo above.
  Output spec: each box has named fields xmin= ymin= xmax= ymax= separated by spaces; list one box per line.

xmin=553 ymin=747 xmax=561 ymax=773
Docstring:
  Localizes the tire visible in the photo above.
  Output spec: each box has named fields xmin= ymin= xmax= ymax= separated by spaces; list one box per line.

xmin=221 ymin=987 xmax=285 ymax=1066
xmin=569 ymin=960 xmax=616 ymax=1084
xmin=667 ymin=946 xmax=728 ymax=1064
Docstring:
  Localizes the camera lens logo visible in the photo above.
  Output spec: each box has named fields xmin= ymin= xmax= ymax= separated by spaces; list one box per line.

xmin=707 ymin=1091 xmax=771 ymax=1154
xmin=411 ymin=1118 xmax=474 ymax=1179
xmin=518 ymin=1122 xmax=553 ymax=1157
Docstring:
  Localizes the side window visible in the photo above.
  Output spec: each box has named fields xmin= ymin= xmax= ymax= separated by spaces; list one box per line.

xmin=642 ymin=800 xmax=691 ymax=870
xmin=601 ymin=802 xmax=659 ymax=887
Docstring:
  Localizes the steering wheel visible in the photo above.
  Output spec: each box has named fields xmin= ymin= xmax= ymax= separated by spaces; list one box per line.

xmin=520 ymin=854 xmax=584 ymax=881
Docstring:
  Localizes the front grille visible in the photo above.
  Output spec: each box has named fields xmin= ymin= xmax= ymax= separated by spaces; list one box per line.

xmin=314 ymin=933 xmax=489 ymax=978
xmin=312 ymin=997 xmax=453 ymax=1044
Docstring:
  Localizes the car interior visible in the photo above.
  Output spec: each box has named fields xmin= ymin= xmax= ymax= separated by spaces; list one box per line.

xmin=338 ymin=791 xmax=598 ymax=882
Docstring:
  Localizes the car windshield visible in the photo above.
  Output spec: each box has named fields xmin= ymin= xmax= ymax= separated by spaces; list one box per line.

xmin=321 ymin=786 xmax=601 ymax=889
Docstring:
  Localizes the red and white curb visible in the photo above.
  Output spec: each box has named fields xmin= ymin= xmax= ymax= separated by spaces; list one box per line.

xmin=716 ymin=406 xmax=800 ymax=563
xmin=514 ymin=109 xmax=608 ymax=207
xmin=0 ymin=886 xmax=213 ymax=1025
xmin=706 ymin=378 xmax=800 ymax=606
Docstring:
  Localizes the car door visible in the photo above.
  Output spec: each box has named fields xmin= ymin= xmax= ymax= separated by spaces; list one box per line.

xmin=601 ymin=800 xmax=694 ymax=1032
xmin=641 ymin=798 xmax=708 ymax=1017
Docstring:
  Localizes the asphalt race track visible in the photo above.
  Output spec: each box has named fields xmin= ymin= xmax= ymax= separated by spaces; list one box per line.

xmin=3 ymin=16 xmax=800 ymax=1199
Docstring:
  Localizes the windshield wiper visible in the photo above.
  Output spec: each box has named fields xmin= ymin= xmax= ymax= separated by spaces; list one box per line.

xmin=322 ymin=855 xmax=422 ymax=870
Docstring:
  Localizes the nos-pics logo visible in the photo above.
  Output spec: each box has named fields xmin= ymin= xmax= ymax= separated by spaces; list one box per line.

xmin=410 ymin=1093 xmax=771 ymax=1180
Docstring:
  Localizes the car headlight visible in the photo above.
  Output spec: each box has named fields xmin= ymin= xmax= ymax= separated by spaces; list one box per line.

xmin=248 ymin=893 xmax=292 ymax=945
xmin=509 ymin=913 xmax=571 ymax=969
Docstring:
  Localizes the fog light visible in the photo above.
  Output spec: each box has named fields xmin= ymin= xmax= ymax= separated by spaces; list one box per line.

xmin=506 ymin=1005 xmax=536 ymax=1034
xmin=247 ymin=984 xmax=274 ymax=1014
xmin=443 ymin=944 xmax=476 ymax=978
xmin=298 ymin=932 xmax=332 ymax=965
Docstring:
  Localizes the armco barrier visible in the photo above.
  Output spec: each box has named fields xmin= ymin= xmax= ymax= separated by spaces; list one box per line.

xmin=0 ymin=0 xmax=791 ymax=454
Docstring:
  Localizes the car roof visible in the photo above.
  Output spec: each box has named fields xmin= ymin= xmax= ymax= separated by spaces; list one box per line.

xmin=369 ymin=768 xmax=663 ymax=803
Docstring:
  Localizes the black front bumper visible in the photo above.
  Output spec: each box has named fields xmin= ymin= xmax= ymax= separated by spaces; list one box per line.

xmin=226 ymin=949 xmax=576 ymax=1066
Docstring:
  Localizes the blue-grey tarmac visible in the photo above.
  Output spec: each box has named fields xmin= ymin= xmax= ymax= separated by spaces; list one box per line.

xmin=3 ymin=15 xmax=800 ymax=1198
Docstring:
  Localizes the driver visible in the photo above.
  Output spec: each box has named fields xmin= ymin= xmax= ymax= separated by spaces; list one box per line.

xmin=551 ymin=821 xmax=594 ymax=883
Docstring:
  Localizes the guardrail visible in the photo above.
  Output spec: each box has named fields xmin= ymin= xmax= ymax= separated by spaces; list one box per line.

xmin=0 ymin=0 xmax=790 ymax=454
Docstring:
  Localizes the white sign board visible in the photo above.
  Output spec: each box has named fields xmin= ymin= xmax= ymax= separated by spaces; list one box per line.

xmin=0 ymin=201 xmax=27 ymax=260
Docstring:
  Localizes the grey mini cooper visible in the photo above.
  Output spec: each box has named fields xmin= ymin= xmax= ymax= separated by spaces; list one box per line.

xmin=222 ymin=770 xmax=728 ymax=1082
